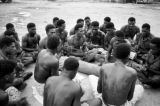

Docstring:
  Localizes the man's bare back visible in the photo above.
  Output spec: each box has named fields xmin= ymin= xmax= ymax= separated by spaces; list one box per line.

xmin=44 ymin=76 xmax=83 ymax=106
xmin=34 ymin=49 xmax=59 ymax=83
xmin=98 ymin=61 xmax=137 ymax=105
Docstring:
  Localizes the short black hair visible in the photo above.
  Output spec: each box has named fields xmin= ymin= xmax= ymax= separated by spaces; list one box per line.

xmin=6 ymin=23 xmax=14 ymax=30
xmin=0 ymin=60 xmax=17 ymax=78
xmin=64 ymin=57 xmax=79 ymax=71
xmin=91 ymin=21 xmax=99 ymax=27
xmin=76 ymin=18 xmax=84 ymax=24
xmin=105 ymin=22 xmax=115 ymax=29
xmin=53 ymin=17 xmax=59 ymax=22
xmin=104 ymin=17 xmax=111 ymax=22
xmin=56 ymin=19 xmax=65 ymax=27
xmin=84 ymin=16 xmax=90 ymax=20
xmin=0 ymin=90 xmax=8 ymax=106
xmin=4 ymin=30 xmax=15 ymax=36
xmin=27 ymin=23 xmax=36 ymax=29
xmin=0 ymin=37 xmax=15 ymax=49
xmin=74 ymin=24 xmax=83 ymax=31
xmin=128 ymin=17 xmax=135 ymax=22
xmin=142 ymin=23 xmax=150 ymax=30
xmin=114 ymin=43 xmax=131 ymax=60
xmin=151 ymin=37 xmax=160 ymax=48
xmin=45 ymin=24 xmax=55 ymax=33
xmin=47 ymin=35 xmax=60 ymax=50
xmin=115 ymin=30 xmax=124 ymax=38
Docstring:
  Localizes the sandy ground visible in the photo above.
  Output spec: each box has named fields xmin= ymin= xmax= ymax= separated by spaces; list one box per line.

xmin=1 ymin=0 xmax=160 ymax=106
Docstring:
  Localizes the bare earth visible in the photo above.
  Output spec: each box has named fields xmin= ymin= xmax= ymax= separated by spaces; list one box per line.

xmin=0 ymin=0 xmax=160 ymax=106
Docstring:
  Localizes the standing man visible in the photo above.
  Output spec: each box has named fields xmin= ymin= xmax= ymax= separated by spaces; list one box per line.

xmin=39 ymin=24 xmax=56 ymax=50
xmin=100 ymin=16 xmax=111 ymax=34
xmin=121 ymin=17 xmax=140 ymax=40
xmin=43 ymin=57 xmax=83 ymax=106
xmin=86 ymin=21 xmax=105 ymax=49
xmin=53 ymin=17 xmax=59 ymax=28
xmin=34 ymin=35 xmax=60 ymax=83
xmin=22 ymin=23 xmax=41 ymax=64
xmin=97 ymin=43 xmax=137 ymax=106
xmin=84 ymin=16 xmax=92 ymax=35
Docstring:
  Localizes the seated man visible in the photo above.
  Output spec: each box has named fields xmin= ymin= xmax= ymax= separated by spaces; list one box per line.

xmin=70 ymin=18 xmax=84 ymax=36
xmin=22 ymin=23 xmax=41 ymax=65
xmin=44 ymin=57 xmax=101 ymax=106
xmin=86 ymin=21 xmax=105 ymax=49
xmin=67 ymin=23 xmax=87 ymax=57
xmin=121 ymin=17 xmax=140 ymax=40
xmin=56 ymin=19 xmax=68 ymax=46
xmin=52 ymin=17 xmax=59 ymax=28
xmin=138 ymin=37 xmax=160 ymax=88
xmin=134 ymin=23 xmax=154 ymax=63
xmin=0 ymin=37 xmax=32 ymax=90
xmin=39 ymin=24 xmax=56 ymax=50
xmin=34 ymin=35 xmax=60 ymax=83
xmin=107 ymin=30 xmax=130 ymax=62
xmin=104 ymin=22 xmax=115 ymax=50
xmin=97 ymin=43 xmax=138 ymax=106
xmin=100 ymin=16 xmax=111 ymax=34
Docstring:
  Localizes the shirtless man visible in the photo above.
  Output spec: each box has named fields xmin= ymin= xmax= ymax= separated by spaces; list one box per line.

xmin=70 ymin=18 xmax=84 ymax=36
xmin=121 ymin=17 xmax=140 ymax=40
xmin=39 ymin=24 xmax=56 ymax=50
xmin=53 ymin=17 xmax=59 ymax=28
xmin=97 ymin=43 xmax=137 ymax=106
xmin=67 ymin=23 xmax=87 ymax=57
xmin=34 ymin=35 xmax=60 ymax=83
xmin=22 ymin=23 xmax=41 ymax=64
xmin=100 ymin=17 xmax=111 ymax=34
xmin=56 ymin=19 xmax=68 ymax=45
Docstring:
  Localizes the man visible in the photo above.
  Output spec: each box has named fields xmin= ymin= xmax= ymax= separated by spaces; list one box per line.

xmin=56 ymin=19 xmax=68 ymax=45
xmin=53 ymin=17 xmax=59 ymax=28
xmin=70 ymin=18 xmax=84 ymax=36
xmin=121 ymin=17 xmax=140 ymax=40
xmin=100 ymin=16 xmax=111 ymax=34
xmin=97 ymin=43 xmax=137 ymax=106
xmin=43 ymin=57 xmax=83 ymax=106
xmin=134 ymin=23 xmax=154 ymax=63
xmin=0 ymin=37 xmax=32 ymax=89
xmin=22 ymin=23 xmax=41 ymax=65
xmin=34 ymin=35 xmax=60 ymax=83
xmin=84 ymin=16 xmax=92 ymax=35
xmin=67 ymin=24 xmax=87 ymax=57
xmin=104 ymin=22 xmax=115 ymax=50
xmin=0 ymin=23 xmax=19 ymax=41
xmin=138 ymin=37 xmax=160 ymax=88
xmin=86 ymin=21 xmax=105 ymax=49
xmin=107 ymin=30 xmax=130 ymax=62
xmin=39 ymin=24 xmax=56 ymax=50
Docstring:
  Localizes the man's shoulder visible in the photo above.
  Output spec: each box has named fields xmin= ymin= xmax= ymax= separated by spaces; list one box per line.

xmin=126 ymin=66 xmax=137 ymax=76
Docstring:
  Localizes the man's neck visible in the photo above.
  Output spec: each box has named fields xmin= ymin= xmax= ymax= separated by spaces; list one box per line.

xmin=60 ymin=72 xmax=72 ymax=80
xmin=47 ymin=49 xmax=57 ymax=55
xmin=29 ymin=33 xmax=35 ymax=37
xmin=115 ymin=59 xmax=127 ymax=65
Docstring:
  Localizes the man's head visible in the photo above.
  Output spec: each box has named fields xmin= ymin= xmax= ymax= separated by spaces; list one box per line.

xmin=53 ymin=17 xmax=59 ymax=27
xmin=115 ymin=30 xmax=125 ymax=39
xmin=84 ymin=16 xmax=91 ymax=26
xmin=27 ymin=23 xmax=36 ymax=35
xmin=45 ymin=24 xmax=56 ymax=37
xmin=77 ymin=18 xmax=84 ymax=26
xmin=142 ymin=23 xmax=150 ymax=33
xmin=6 ymin=23 xmax=15 ymax=32
xmin=4 ymin=30 xmax=16 ymax=39
xmin=150 ymin=37 xmax=160 ymax=55
xmin=0 ymin=60 xmax=17 ymax=83
xmin=104 ymin=17 xmax=111 ymax=24
xmin=57 ymin=19 xmax=66 ymax=31
xmin=63 ymin=57 xmax=79 ymax=79
xmin=0 ymin=37 xmax=16 ymax=55
xmin=47 ymin=35 xmax=60 ymax=51
xmin=105 ymin=22 xmax=115 ymax=32
xmin=113 ymin=43 xmax=131 ymax=62
xmin=75 ymin=24 xmax=84 ymax=37
xmin=128 ymin=17 xmax=136 ymax=26
xmin=91 ymin=21 xmax=99 ymax=33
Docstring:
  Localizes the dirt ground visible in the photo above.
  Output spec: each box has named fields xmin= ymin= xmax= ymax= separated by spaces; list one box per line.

xmin=1 ymin=0 xmax=160 ymax=106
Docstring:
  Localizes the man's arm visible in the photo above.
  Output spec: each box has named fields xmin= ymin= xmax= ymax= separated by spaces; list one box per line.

xmin=127 ymin=73 xmax=137 ymax=101
xmin=97 ymin=68 xmax=103 ymax=93
xmin=73 ymin=85 xmax=83 ymax=106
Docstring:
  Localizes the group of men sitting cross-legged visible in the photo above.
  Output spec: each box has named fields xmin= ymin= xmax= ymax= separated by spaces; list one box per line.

xmin=0 ymin=16 xmax=160 ymax=106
